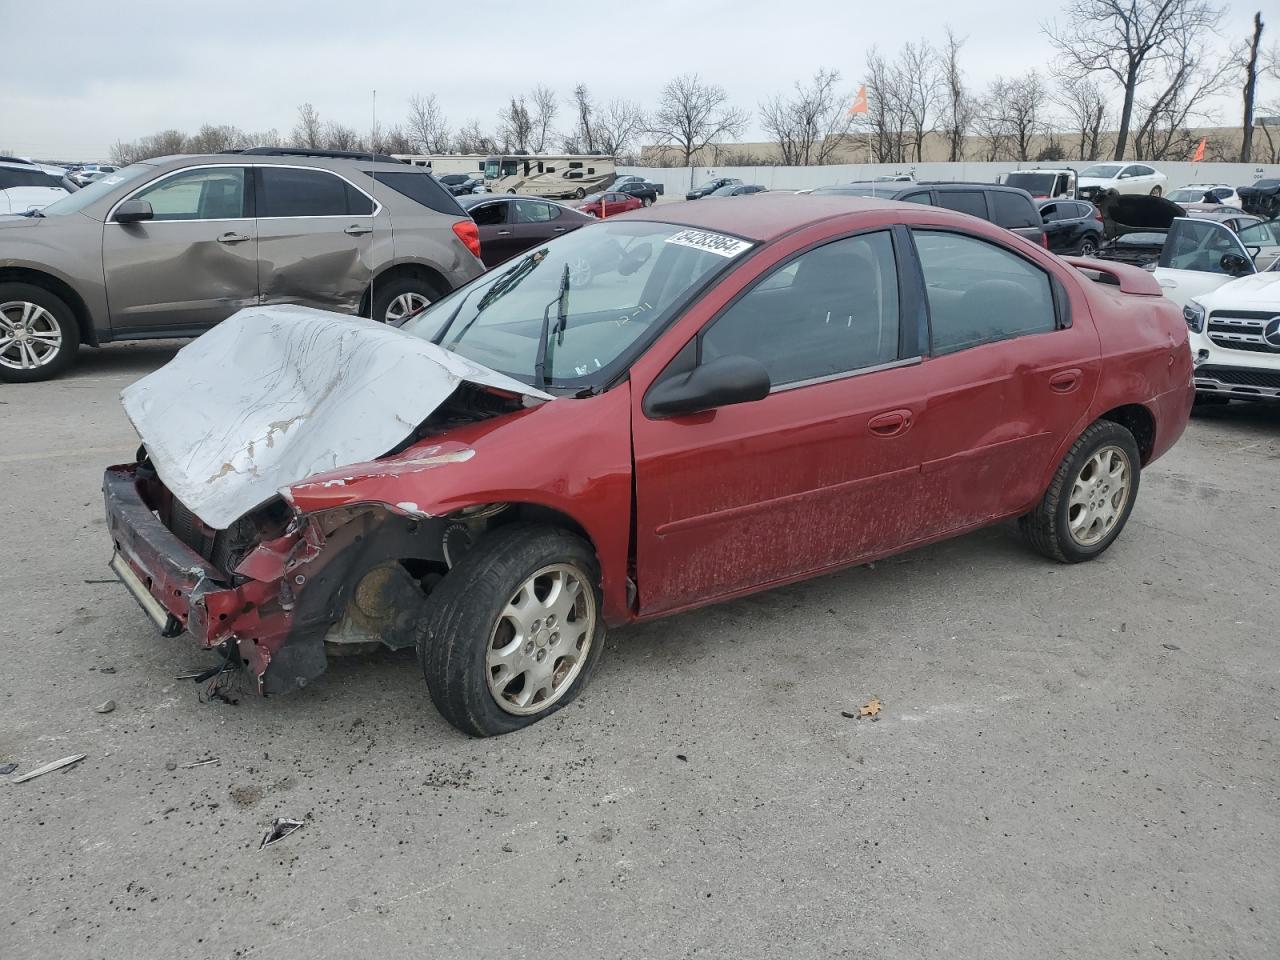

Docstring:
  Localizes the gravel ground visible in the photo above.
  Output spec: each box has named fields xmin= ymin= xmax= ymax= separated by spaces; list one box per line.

xmin=1 ymin=342 xmax=1277 ymax=960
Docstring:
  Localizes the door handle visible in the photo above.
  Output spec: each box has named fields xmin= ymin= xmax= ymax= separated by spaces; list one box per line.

xmin=496 ymin=229 xmax=512 ymax=236
xmin=553 ymin=226 xmax=566 ymax=232
xmin=868 ymin=409 xmax=912 ymax=437
xmin=1049 ymin=369 xmax=1082 ymax=393
xmin=344 ymin=224 xmax=372 ymax=236
xmin=217 ymin=232 xmax=250 ymax=244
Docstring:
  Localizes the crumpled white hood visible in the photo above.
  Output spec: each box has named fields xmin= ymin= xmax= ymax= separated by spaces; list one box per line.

xmin=121 ymin=305 xmax=552 ymax=530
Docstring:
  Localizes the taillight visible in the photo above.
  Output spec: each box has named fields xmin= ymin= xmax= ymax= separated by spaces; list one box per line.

xmin=1040 ymin=232 xmax=1050 ymax=248
xmin=452 ymin=220 xmax=481 ymax=260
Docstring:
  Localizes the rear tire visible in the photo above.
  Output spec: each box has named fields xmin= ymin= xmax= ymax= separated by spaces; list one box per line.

xmin=417 ymin=524 xmax=606 ymax=737
xmin=1019 ymin=420 xmax=1141 ymax=564
xmin=370 ymin=275 xmax=441 ymax=326
xmin=1150 ymin=186 xmax=1163 ymax=197
xmin=0 ymin=282 xmax=80 ymax=383
xmin=574 ymin=187 xmax=586 ymax=200
xmin=1076 ymin=235 xmax=1099 ymax=257
xmin=642 ymin=196 xmax=654 ymax=207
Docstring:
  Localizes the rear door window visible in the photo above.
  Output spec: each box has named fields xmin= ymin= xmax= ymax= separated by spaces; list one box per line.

xmin=470 ymin=202 xmax=508 ymax=226
xmin=515 ymin=200 xmax=554 ymax=223
xmin=913 ymin=230 xmax=1057 ymax=355
xmin=130 ymin=166 xmax=247 ymax=221
xmin=935 ymin=190 xmax=987 ymax=219
xmin=990 ymin=191 xmax=1039 ymax=228
xmin=899 ymin=191 xmax=932 ymax=204
xmin=257 ymin=167 xmax=371 ymax=218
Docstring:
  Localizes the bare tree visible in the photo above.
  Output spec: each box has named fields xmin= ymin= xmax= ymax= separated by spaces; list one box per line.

xmin=1004 ymin=71 xmax=1049 ymax=160
xmin=856 ymin=47 xmax=906 ymax=163
xmin=648 ymin=73 xmax=748 ymax=167
xmin=1132 ymin=36 xmax=1232 ymax=160
xmin=594 ymin=98 xmax=648 ymax=160
xmin=1045 ymin=0 xmax=1225 ymax=160
xmin=324 ymin=122 xmax=361 ymax=151
xmin=759 ymin=68 xmax=856 ymax=165
xmin=530 ymin=85 xmax=558 ymax=153
xmin=454 ymin=119 xmax=494 ymax=155
xmin=571 ymin=84 xmax=596 ymax=153
xmin=1053 ymin=74 xmax=1110 ymax=159
xmin=972 ymin=79 xmax=1015 ymax=160
xmin=381 ymin=125 xmax=412 ymax=155
xmin=497 ymin=97 xmax=533 ymax=152
xmin=897 ymin=40 xmax=942 ymax=161
xmin=938 ymin=28 xmax=974 ymax=161
xmin=292 ymin=103 xmax=324 ymax=149
xmin=110 ymin=129 xmax=189 ymax=164
xmin=1239 ymin=13 xmax=1265 ymax=161
xmin=185 ymin=124 xmax=247 ymax=154
xmin=1256 ymin=101 xmax=1280 ymax=162
xmin=406 ymin=93 xmax=451 ymax=154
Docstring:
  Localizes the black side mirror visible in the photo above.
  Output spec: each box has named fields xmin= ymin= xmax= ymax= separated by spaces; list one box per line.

xmin=115 ymin=199 xmax=154 ymax=224
xmin=644 ymin=354 xmax=771 ymax=418
xmin=1220 ymin=252 xmax=1252 ymax=275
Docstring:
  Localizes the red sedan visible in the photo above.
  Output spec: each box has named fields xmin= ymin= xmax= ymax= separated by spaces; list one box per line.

xmin=576 ymin=190 xmax=644 ymax=218
xmin=104 ymin=195 xmax=1193 ymax=736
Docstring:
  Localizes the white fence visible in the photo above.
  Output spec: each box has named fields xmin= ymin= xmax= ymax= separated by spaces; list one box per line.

xmin=619 ymin=161 xmax=1280 ymax=197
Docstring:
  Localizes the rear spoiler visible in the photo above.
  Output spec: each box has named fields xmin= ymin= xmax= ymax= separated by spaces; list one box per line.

xmin=1063 ymin=257 xmax=1163 ymax=296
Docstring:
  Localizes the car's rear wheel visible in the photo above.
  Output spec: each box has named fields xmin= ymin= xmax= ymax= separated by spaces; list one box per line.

xmin=417 ymin=524 xmax=606 ymax=737
xmin=642 ymin=196 xmax=654 ymax=207
xmin=371 ymin=276 xmax=441 ymax=326
xmin=574 ymin=187 xmax=586 ymax=200
xmin=0 ymin=283 xmax=80 ymax=383
xmin=1019 ymin=420 xmax=1141 ymax=563
xmin=1150 ymin=186 xmax=1162 ymax=197
xmin=1076 ymin=235 xmax=1099 ymax=257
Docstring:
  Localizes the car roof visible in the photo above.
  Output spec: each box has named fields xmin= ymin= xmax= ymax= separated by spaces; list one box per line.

xmin=143 ymin=153 xmax=417 ymax=175
xmin=618 ymin=193 xmax=939 ymax=241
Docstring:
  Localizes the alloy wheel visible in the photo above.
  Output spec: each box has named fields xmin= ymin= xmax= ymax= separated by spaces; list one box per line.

xmin=0 ymin=301 xmax=63 ymax=371
xmin=1067 ymin=445 xmax=1131 ymax=546
xmin=384 ymin=292 xmax=431 ymax=324
xmin=485 ymin=563 xmax=596 ymax=716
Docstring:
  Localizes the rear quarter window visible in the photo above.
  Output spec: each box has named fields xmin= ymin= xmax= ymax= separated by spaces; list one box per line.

xmin=370 ymin=171 xmax=466 ymax=216
xmin=936 ymin=190 xmax=988 ymax=218
xmin=990 ymin=191 xmax=1039 ymax=229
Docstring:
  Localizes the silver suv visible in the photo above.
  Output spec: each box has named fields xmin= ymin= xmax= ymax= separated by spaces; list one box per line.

xmin=0 ymin=149 xmax=486 ymax=382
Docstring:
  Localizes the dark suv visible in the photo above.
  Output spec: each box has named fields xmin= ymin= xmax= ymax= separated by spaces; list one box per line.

xmin=0 ymin=149 xmax=486 ymax=382
xmin=810 ymin=181 xmax=1047 ymax=247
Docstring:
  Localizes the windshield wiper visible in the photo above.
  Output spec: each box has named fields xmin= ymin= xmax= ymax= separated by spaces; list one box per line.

xmin=534 ymin=263 xmax=570 ymax=390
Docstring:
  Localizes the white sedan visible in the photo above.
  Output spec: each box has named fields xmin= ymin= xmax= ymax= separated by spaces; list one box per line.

xmin=1167 ymin=183 xmax=1242 ymax=208
xmin=1078 ymin=162 xmax=1168 ymax=198
xmin=0 ymin=161 xmax=69 ymax=215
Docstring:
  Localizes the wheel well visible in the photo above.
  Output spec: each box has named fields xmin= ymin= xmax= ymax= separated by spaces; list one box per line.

xmin=359 ymin=262 xmax=451 ymax=316
xmin=0 ymin=267 xmax=97 ymax=346
xmin=1099 ymin=404 xmax=1156 ymax=463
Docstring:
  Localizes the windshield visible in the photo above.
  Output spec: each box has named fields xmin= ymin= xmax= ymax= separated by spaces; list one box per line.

xmin=1005 ymin=173 xmax=1056 ymax=194
xmin=483 ymin=159 xmax=500 ymax=180
xmin=37 ymin=162 xmax=152 ymax=217
xmin=1080 ymin=164 xmax=1122 ymax=179
xmin=401 ymin=221 xmax=752 ymax=390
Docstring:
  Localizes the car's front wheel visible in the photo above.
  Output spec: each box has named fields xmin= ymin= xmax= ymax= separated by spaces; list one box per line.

xmin=418 ymin=524 xmax=606 ymax=737
xmin=371 ymin=276 xmax=440 ymax=326
xmin=1019 ymin=420 xmax=1141 ymax=563
xmin=0 ymin=283 xmax=80 ymax=383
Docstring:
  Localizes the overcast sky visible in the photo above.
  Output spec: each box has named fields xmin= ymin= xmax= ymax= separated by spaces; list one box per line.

xmin=0 ymin=0 xmax=1265 ymax=161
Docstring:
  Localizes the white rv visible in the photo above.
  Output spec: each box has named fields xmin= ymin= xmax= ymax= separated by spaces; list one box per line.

xmin=481 ymin=154 xmax=616 ymax=199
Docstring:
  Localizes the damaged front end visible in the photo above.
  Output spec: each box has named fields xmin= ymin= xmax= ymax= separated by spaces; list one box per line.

xmin=103 ymin=306 xmax=554 ymax=694
xmin=105 ymin=459 xmax=510 ymax=693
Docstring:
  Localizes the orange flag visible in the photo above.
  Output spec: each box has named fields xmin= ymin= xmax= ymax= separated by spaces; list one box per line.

xmin=848 ymin=85 xmax=868 ymax=116
xmin=1190 ymin=137 xmax=1206 ymax=162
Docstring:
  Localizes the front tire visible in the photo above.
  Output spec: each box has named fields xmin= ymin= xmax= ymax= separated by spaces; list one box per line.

xmin=418 ymin=524 xmax=606 ymax=737
xmin=0 ymin=283 xmax=80 ymax=383
xmin=1019 ymin=420 xmax=1141 ymax=563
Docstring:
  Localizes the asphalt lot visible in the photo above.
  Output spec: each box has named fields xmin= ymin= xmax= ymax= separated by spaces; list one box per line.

xmin=2 ymin=343 xmax=1278 ymax=960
